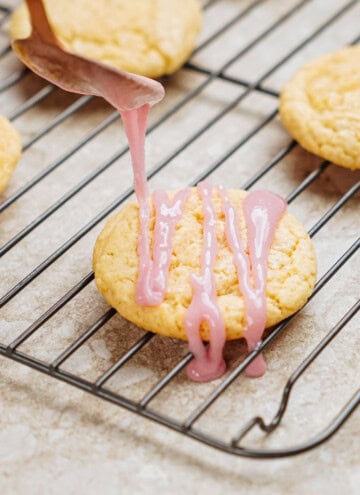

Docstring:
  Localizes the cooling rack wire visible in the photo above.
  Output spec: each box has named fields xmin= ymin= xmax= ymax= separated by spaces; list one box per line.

xmin=0 ymin=0 xmax=359 ymax=458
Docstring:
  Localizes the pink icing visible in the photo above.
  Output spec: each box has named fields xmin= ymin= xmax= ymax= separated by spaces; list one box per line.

xmin=184 ymin=182 xmax=226 ymax=382
xmin=122 ymin=109 xmax=225 ymax=381
xmin=219 ymin=187 xmax=287 ymax=377
xmin=121 ymin=106 xmax=150 ymax=204
xmin=136 ymin=188 xmax=190 ymax=306
xmin=148 ymin=189 xmax=190 ymax=304
xmin=121 ymin=107 xmax=189 ymax=306
xmin=121 ymin=107 xmax=287 ymax=381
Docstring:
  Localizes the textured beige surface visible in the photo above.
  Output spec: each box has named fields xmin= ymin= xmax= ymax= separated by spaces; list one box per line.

xmin=0 ymin=115 xmax=21 ymax=193
xmin=280 ymin=46 xmax=360 ymax=170
xmin=10 ymin=0 xmax=203 ymax=78
xmin=94 ymin=188 xmax=316 ymax=340
xmin=0 ymin=0 xmax=359 ymax=494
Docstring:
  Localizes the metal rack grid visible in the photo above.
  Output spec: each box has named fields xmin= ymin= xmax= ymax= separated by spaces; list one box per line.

xmin=0 ymin=0 xmax=359 ymax=459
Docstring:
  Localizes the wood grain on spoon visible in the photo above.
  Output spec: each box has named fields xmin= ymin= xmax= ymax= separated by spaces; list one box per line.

xmin=12 ymin=0 xmax=165 ymax=111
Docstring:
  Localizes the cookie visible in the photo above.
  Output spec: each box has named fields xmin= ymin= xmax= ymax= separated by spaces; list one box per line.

xmin=0 ymin=116 xmax=22 ymax=194
xmin=280 ymin=46 xmax=360 ymax=170
xmin=93 ymin=188 xmax=317 ymax=341
xmin=10 ymin=0 xmax=202 ymax=79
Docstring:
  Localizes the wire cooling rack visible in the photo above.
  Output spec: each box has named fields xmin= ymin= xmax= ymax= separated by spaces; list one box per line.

xmin=0 ymin=0 xmax=359 ymax=459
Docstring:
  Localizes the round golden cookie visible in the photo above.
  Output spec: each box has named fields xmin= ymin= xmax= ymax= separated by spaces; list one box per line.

xmin=10 ymin=0 xmax=202 ymax=79
xmin=280 ymin=46 xmax=360 ymax=170
xmin=93 ymin=188 xmax=317 ymax=341
xmin=0 ymin=116 xmax=22 ymax=194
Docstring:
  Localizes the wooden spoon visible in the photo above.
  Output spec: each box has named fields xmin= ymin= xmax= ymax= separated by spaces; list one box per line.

xmin=11 ymin=0 xmax=165 ymax=111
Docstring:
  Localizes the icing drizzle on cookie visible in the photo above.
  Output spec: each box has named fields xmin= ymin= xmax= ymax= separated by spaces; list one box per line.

xmin=122 ymin=106 xmax=190 ymax=306
xmin=184 ymin=185 xmax=286 ymax=381
xmin=122 ymin=106 xmax=287 ymax=382
xmin=219 ymin=187 xmax=287 ymax=377
xmin=184 ymin=182 xmax=226 ymax=382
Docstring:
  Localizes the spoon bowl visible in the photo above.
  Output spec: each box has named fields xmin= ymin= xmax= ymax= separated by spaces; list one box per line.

xmin=12 ymin=0 xmax=165 ymax=111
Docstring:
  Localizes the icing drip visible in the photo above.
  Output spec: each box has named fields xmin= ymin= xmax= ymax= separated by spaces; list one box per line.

xmin=219 ymin=187 xmax=287 ymax=377
xmin=120 ymin=107 xmax=287 ymax=382
xmin=148 ymin=189 xmax=190 ymax=304
xmin=137 ymin=188 xmax=190 ymax=306
xmin=121 ymin=105 xmax=150 ymax=204
xmin=184 ymin=182 xmax=226 ymax=382
xmin=121 ymin=107 xmax=189 ymax=306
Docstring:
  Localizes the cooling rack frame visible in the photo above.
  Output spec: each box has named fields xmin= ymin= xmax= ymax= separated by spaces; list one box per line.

xmin=0 ymin=0 xmax=359 ymax=459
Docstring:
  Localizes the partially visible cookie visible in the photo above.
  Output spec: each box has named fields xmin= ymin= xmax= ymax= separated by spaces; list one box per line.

xmin=93 ymin=188 xmax=317 ymax=341
xmin=0 ymin=116 xmax=22 ymax=194
xmin=280 ymin=46 xmax=360 ymax=170
xmin=10 ymin=0 xmax=203 ymax=79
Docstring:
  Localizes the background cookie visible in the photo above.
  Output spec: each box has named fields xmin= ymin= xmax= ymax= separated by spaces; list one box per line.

xmin=280 ymin=46 xmax=360 ymax=170
xmin=10 ymin=0 xmax=203 ymax=79
xmin=0 ymin=116 xmax=22 ymax=194
xmin=94 ymin=188 xmax=317 ymax=341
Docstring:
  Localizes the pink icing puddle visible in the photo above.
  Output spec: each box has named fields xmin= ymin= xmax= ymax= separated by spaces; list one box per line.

xmin=219 ymin=187 xmax=287 ymax=377
xmin=184 ymin=182 xmax=226 ymax=382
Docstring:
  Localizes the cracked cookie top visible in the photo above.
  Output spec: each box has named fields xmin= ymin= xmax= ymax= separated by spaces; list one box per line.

xmin=93 ymin=188 xmax=317 ymax=341
xmin=280 ymin=45 xmax=360 ymax=170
